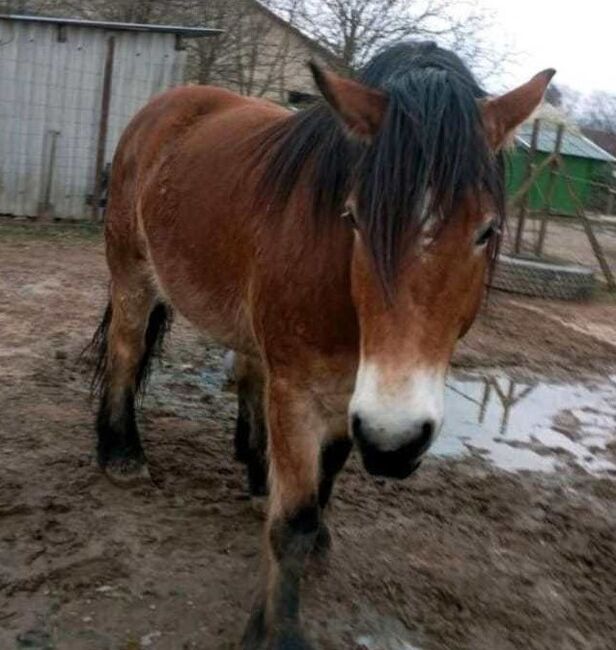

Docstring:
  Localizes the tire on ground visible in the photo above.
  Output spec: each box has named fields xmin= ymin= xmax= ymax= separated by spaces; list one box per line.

xmin=490 ymin=254 xmax=595 ymax=301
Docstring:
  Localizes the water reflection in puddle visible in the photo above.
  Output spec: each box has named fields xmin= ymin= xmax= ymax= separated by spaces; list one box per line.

xmin=352 ymin=611 xmax=422 ymax=650
xmin=356 ymin=636 xmax=421 ymax=650
xmin=435 ymin=373 xmax=616 ymax=475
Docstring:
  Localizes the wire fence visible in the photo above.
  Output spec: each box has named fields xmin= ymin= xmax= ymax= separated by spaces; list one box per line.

xmin=506 ymin=118 xmax=616 ymax=290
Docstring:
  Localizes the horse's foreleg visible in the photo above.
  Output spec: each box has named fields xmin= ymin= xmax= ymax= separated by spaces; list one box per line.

xmin=243 ymin=377 xmax=322 ymax=650
xmin=95 ymin=282 xmax=159 ymax=485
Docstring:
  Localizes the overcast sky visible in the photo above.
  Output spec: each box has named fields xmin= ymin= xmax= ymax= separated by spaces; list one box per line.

xmin=477 ymin=0 xmax=614 ymax=94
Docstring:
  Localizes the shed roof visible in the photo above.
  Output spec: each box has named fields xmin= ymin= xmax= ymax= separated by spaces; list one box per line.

xmin=515 ymin=122 xmax=616 ymax=163
xmin=0 ymin=13 xmax=222 ymax=38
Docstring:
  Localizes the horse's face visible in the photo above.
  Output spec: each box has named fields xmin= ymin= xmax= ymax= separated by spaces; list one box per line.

xmin=348 ymin=193 xmax=495 ymax=478
xmin=311 ymin=63 xmax=555 ymax=479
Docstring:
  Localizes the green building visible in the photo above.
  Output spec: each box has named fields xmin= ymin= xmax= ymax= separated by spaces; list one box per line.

xmin=507 ymin=121 xmax=615 ymax=216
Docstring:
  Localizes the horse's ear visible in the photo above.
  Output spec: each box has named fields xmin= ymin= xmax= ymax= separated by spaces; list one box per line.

xmin=481 ymin=69 xmax=556 ymax=150
xmin=308 ymin=61 xmax=388 ymax=141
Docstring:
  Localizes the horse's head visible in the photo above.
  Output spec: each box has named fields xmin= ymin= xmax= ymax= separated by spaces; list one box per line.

xmin=310 ymin=49 xmax=554 ymax=479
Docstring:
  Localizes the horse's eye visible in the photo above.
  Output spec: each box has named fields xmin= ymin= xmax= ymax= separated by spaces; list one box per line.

xmin=341 ymin=206 xmax=359 ymax=229
xmin=475 ymin=220 xmax=498 ymax=247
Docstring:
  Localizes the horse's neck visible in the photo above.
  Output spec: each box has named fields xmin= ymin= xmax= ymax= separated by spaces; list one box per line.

xmin=254 ymin=201 xmax=359 ymax=356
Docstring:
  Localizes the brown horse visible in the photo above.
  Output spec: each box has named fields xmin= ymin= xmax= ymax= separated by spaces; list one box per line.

xmin=90 ymin=42 xmax=553 ymax=649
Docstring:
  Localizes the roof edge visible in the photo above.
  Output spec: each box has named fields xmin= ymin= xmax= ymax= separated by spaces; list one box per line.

xmin=0 ymin=14 xmax=223 ymax=38
xmin=514 ymin=128 xmax=616 ymax=164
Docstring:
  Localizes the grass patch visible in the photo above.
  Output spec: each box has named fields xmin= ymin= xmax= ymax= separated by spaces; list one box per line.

xmin=0 ymin=217 xmax=103 ymax=243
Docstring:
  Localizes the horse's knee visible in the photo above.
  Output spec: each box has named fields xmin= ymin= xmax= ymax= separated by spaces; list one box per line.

xmin=269 ymin=504 xmax=320 ymax=564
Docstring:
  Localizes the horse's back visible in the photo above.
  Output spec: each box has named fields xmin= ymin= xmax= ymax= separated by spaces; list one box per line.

xmin=105 ymin=84 xmax=288 ymax=349
xmin=108 ymin=85 xmax=282 ymax=218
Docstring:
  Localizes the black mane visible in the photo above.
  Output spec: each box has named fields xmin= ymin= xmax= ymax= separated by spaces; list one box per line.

xmin=257 ymin=41 xmax=505 ymax=288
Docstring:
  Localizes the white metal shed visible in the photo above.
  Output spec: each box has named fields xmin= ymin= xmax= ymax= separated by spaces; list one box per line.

xmin=0 ymin=14 xmax=220 ymax=219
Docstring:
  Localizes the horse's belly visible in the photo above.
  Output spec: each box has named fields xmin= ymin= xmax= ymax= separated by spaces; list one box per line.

xmin=141 ymin=221 xmax=256 ymax=353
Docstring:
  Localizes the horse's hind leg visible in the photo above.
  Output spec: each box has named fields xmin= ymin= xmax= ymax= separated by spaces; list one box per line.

xmin=312 ymin=432 xmax=353 ymax=557
xmin=233 ymin=353 xmax=268 ymax=498
xmin=93 ymin=272 xmax=167 ymax=485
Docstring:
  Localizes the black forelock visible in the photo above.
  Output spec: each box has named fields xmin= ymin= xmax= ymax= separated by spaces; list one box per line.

xmin=255 ymin=41 xmax=505 ymax=289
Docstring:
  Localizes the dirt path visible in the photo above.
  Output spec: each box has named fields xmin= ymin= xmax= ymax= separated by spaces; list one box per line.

xmin=1 ymin=222 xmax=615 ymax=650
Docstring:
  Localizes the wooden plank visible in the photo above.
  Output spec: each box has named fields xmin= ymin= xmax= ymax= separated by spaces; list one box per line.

xmin=513 ymin=119 xmax=541 ymax=255
xmin=91 ymin=36 xmax=115 ymax=221
xmin=535 ymin=123 xmax=565 ymax=256
xmin=558 ymin=158 xmax=616 ymax=291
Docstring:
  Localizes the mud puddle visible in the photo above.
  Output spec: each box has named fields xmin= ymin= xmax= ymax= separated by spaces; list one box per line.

xmin=185 ymin=356 xmax=616 ymax=478
xmin=435 ymin=372 xmax=616 ymax=475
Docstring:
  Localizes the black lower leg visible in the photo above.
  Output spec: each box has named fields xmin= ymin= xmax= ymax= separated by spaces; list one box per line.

xmin=235 ymin=381 xmax=268 ymax=497
xmin=96 ymin=387 xmax=146 ymax=475
xmin=270 ymin=504 xmax=319 ymax=642
xmin=234 ymin=394 xmax=251 ymax=463
xmin=318 ymin=437 xmax=353 ymax=509
xmin=242 ymin=503 xmax=319 ymax=650
xmin=312 ymin=437 xmax=353 ymax=556
xmin=246 ymin=427 xmax=268 ymax=497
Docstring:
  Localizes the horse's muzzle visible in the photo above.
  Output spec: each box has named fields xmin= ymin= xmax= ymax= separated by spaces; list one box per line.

xmin=352 ymin=415 xmax=433 ymax=479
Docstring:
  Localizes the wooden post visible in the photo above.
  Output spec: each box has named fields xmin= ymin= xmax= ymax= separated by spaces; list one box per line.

xmin=607 ymin=189 xmax=615 ymax=216
xmin=558 ymin=158 xmax=616 ymax=291
xmin=535 ymin=123 xmax=565 ymax=257
xmin=92 ymin=36 xmax=115 ymax=221
xmin=39 ymin=130 xmax=60 ymax=218
xmin=507 ymin=153 xmax=557 ymax=209
xmin=514 ymin=119 xmax=541 ymax=255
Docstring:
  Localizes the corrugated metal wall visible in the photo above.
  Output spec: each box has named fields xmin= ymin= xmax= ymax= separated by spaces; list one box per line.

xmin=0 ymin=19 xmax=186 ymax=218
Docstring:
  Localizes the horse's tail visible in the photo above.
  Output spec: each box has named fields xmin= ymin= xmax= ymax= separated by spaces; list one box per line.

xmin=84 ymin=300 xmax=173 ymax=399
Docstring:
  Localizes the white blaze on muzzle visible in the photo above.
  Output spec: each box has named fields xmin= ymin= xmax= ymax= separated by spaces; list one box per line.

xmin=349 ymin=361 xmax=445 ymax=451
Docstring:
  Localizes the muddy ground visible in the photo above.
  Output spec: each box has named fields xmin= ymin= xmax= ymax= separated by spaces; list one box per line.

xmin=1 ymin=220 xmax=615 ymax=650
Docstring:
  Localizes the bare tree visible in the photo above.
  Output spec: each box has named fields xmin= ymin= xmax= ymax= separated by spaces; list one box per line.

xmin=0 ymin=0 xmax=160 ymax=20
xmin=545 ymin=84 xmax=563 ymax=108
xmin=581 ymin=91 xmax=616 ymax=133
xmin=0 ymin=0 xmax=60 ymax=13
xmin=184 ymin=0 xmax=309 ymax=100
xmin=10 ymin=0 xmax=310 ymax=100
xmin=286 ymin=0 xmax=515 ymax=84
xmin=555 ymin=84 xmax=584 ymax=120
xmin=5 ymin=0 xmax=518 ymax=98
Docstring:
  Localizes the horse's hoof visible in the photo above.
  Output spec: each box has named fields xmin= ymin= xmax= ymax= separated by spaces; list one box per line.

xmin=269 ymin=629 xmax=314 ymax=650
xmin=102 ymin=458 xmax=152 ymax=487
